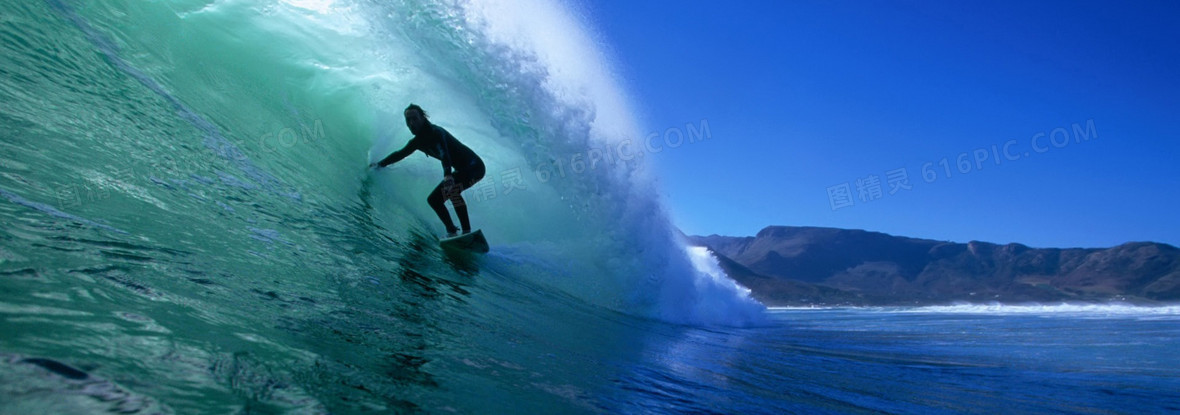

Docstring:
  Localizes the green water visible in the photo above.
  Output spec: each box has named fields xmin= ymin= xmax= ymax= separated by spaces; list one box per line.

xmin=1 ymin=0 xmax=765 ymax=412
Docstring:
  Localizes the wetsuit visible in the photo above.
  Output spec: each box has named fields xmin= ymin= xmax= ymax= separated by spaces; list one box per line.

xmin=378 ymin=123 xmax=485 ymax=233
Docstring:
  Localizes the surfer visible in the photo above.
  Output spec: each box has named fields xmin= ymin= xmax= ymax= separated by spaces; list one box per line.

xmin=371 ymin=104 xmax=486 ymax=237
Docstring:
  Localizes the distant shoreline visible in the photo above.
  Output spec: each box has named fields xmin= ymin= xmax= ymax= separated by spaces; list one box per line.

xmin=688 ymin=226 xmax=1180 ymax=307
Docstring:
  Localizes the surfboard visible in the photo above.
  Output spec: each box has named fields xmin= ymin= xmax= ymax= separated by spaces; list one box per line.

xmin=439 ymin=229 xmax=489 ymax=253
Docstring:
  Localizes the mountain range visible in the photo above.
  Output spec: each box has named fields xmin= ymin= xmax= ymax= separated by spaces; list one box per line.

xmin=688 ymin=226 xmax=1180 ymax=306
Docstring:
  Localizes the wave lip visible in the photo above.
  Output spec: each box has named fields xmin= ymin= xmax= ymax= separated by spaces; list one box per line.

xmin=430 ymin=0 xmax=767 ymax=326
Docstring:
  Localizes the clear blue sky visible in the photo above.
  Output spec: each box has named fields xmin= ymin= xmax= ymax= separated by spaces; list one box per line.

xmin=586 ymin=0 xmax=1180 ymax=248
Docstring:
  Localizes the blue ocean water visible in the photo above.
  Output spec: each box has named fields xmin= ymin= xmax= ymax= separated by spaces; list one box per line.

xmin=754 ymin=306 xmax=1180 ymax=414
xmin=2 ymin=0 xmax=1178 ymax=413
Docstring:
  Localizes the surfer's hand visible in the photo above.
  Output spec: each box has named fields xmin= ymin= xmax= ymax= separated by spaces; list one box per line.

xmin=369 ymin=162 xmax=380 ymax=169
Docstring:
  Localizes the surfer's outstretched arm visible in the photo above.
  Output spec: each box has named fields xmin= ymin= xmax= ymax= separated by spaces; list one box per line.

xmin=374 ymin=139 xmax=418 ymax=168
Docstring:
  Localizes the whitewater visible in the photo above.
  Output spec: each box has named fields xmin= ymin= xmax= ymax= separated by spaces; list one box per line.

xmin=2 ymin=0 xmax=1178 ymax=413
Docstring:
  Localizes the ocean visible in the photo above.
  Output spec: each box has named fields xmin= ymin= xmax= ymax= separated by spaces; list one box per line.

xmin=2 ymin=0 xmax=1177 ymax=413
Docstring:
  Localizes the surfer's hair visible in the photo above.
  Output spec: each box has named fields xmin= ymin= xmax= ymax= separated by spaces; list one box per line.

xmin=405 ymin=103 xmax=428 ymax=119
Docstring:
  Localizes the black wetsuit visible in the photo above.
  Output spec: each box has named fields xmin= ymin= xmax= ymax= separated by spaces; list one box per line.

xmin=378 ymin=123 xmax=486 ymax=233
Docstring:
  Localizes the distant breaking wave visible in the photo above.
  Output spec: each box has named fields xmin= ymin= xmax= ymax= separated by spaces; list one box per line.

xmin=770 ymin=303 xmax=1180 ymax=316
xmin=905 ymin=302 xmax=1180 ymax=316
